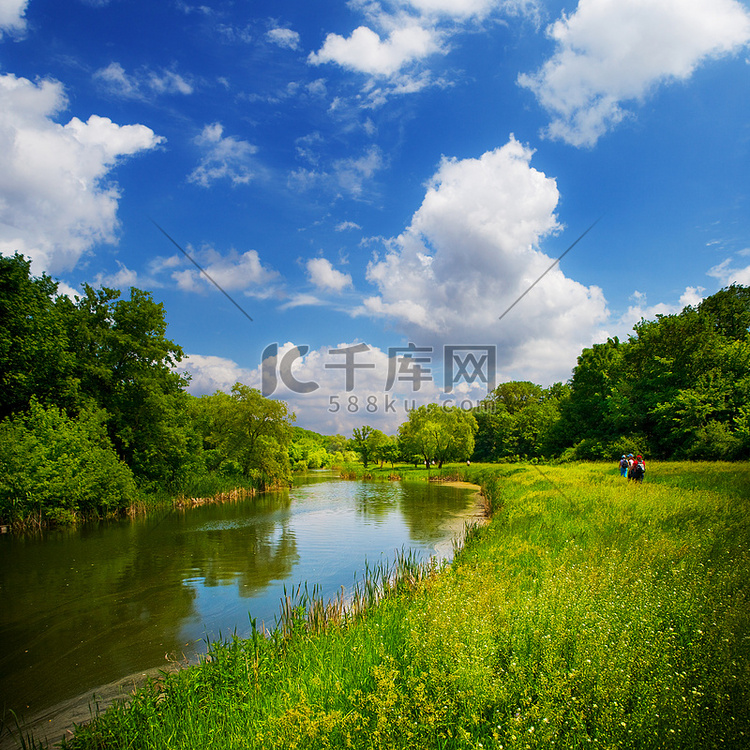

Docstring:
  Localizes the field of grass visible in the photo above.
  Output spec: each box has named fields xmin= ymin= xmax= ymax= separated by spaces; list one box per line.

xmin=28 ymin=462 xmax=750 ymax=749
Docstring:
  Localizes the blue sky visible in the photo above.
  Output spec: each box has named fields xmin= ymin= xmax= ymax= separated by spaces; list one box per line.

xmin=2 ymin=0 xmax=750 ymax=434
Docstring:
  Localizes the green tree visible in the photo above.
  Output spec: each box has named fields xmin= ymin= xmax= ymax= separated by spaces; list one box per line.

xmin=0 ymin=254 xmax=76 ymax=418
xmin=63 ymin=284 xmax=198 ymax=487
xmin=398 ymin=404 xmax=477 ymax=468
xmin=195 ymin=384 xmax=294 ymax=488
xmin=474 ymin=382 xmax=565 ymax=460
xmin=372 ymin=435 xmax=400 ymax=467
xmin=351 ymin=426 xmax=388 ymax=468
xmin=0 ymin=400 xmax=137 ymax=525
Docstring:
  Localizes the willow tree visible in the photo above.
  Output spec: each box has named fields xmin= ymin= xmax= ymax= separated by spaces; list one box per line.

xmin=398 ymin=404 xmax=477 ymax=468
xmin=195 ymin=384 xmax=294 ymax=488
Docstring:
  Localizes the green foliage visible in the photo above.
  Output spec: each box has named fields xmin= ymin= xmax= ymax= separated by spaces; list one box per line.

xmin=193 ymin=384 xmax=294 ymax=489
xmin=0 ymin=400 xmax=137 ymax=525
xmin=0 ymin=253 xmax=76 ymax=419
xmin=351 ymin=426 xmax=390 ymax=468
xmin=550 ymin=285 xmax=750 ymax=459
xmin=398 ymin=404 xmax=477 ymax=468
xmin=289 ymin=438 xmax=332 ymax=470
xmin=474 ymin=382 xmax=566 ymax=461
xmin=372 ymin=435 xmax=399 ymax=467
xmin=64 ymin=284 xmax=197 ymax=487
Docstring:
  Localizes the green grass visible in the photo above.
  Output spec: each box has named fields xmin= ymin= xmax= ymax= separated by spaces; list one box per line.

xmin=53 ymin=461 xmax=750 ymax=749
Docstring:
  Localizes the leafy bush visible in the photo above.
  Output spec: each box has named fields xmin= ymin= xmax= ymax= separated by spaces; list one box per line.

xmin=0 ymin=400 xmax=137 ymax=525
xmin=561 ymin=436 xmax=649 ymax=462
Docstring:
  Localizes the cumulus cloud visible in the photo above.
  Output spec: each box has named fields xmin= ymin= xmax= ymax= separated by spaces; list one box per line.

xmin=177 ymin=353 xmax=256 ymax=396
xmin=307 ymin=257 xmax=353 ymax=292
xmin=266 ymin=27 xmax=301 ymax=50
xmin=188 ymin=122 xmax=258 ymax=186
xmin=519 ymin=0 xmax=750 ymax=147
xmin=614 ymin=286 xmax=707 ymax=334
xmin=309 ymin=22 xmax=442 ymax=77
xmin=361 ymin=136 xmax=610 ymax=385
xmin=307 ymin=0 xmax=539 ymax=98
xmin=161 ymin=244 xmax=280 ymax=298
xmin=92 ymin=260 xmax=141 ymax=289
xmin=0 ymin=73 xmax=163 ymax=273
xmin=0 ymin=0 xmax=28 ymax=37
xmin=94 ymin=62 xmax=194 ymax=98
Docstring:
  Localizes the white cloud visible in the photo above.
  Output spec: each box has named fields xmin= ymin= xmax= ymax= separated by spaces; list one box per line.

xmin=336 ymin=221 xmax=362 ymax=232
xmin=401 ymin=0 xmax=537 ymax=21
xmin=362 ymin=135 xmax=610 ymax=385
xmin=519 ymin=0 xmax=750 ymax=147
xmin=333 ymin=146 xmax=383 ymax=197
xmin=678 ymin=285 xmax=707 ymax=308
xmin=307 ymin=257 xmax=353 ymax=292
xmin=307 ymin=0 xmax=539 ymax=101
xmin=0 ymin=0 xmax=28 ymax=37
xmin=266 ymin=27 xmax=301 ymax=50
xmin=94 ymin=62 xmax=194 ymax=98
xmin=608 ymin=286 xmax=707 ymax=340
xmin=178 ymin=353 xmax=256 ymax=396
xmin=278 ymin=293 xmax=326 ymax=311
xmin=92 ymin=260 xmax=141 ymax=289
xmin=165 ymin=245 xmax=280 ymax=298
xmin=0 ymin=73 xmax=163 ymax=274
xmin=309 ymin=22 xmax=442 ymax=77
xmin=54 ymin=280 xmax=82 ymax=300
xmin=188 ymin=122 xmax=258 ymax=186
xmin=708 ymin=258 xmax=750 ymax=286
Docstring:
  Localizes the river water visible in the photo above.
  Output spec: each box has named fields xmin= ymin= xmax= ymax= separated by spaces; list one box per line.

xmin=0 ymin=475 xmax=480 ymax=729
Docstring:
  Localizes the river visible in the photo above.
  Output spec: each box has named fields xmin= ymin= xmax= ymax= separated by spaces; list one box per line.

xmin=0 ymin=475 xmax=481 ymax=740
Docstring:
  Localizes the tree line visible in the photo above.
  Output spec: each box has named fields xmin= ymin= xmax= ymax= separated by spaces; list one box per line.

xmin=351 ymin=284 xmax=750 ymax=467
xmin=473 ymin=284 xmax=750 ymax=462
xmin=2 ymin=251 xmax=748 ymax=526
xmin=0 ymin=254 xmax=300 ymax=527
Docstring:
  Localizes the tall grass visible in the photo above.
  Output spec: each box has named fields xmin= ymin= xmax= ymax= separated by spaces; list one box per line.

xmin=52 ymin=461 xmax=750 ymax=749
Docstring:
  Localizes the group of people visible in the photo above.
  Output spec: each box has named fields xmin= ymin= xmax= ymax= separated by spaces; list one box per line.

xmin=619 ymin=453 xmax=645 ymax=482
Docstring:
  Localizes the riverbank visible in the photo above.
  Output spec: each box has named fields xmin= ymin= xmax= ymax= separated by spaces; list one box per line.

xmin=8 ymin=461 xmax=750 ymax=749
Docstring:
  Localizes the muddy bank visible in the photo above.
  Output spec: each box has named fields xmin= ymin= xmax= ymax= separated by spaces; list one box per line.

xmin=1 ymin=661 xmax=184 ymax=750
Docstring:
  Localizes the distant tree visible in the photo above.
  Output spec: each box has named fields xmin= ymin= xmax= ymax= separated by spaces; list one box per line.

xmin=351 ymin=426 xmax=388 ymax=468
xmin=398 ymin=404 xmax=477 ymax=468
xmin=373 ymin=435 xmax=400 ymax=467
xmin=474 ymin=382 xmax=565 ymax=461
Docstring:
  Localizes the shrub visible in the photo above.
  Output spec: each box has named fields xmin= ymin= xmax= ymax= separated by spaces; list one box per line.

xmin=0 ymin=400 xmax=137 ymax=525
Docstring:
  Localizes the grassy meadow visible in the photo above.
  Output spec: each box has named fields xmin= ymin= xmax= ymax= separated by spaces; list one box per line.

xmin=37 ymin=462 xmax=750 ymax=749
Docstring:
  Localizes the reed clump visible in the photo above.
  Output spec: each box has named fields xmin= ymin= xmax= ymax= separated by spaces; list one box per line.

xmin=173 ymin=486 xmax=255 ymax=510
xmin=53 ymin=461 xmax=750 ymax=750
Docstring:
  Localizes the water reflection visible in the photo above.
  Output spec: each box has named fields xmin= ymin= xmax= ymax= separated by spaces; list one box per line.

xmin=0 ymin=478 xmax=476 ymax=720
